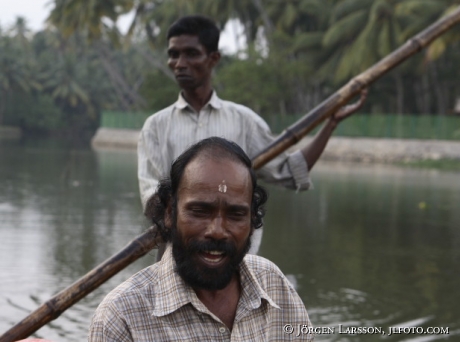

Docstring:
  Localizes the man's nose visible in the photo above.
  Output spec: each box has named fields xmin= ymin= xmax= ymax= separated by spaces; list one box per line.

xmin=175 ymin=54 xmax=187 ymax=69
xmin=204 ymin=216 xmax=228 ymax=240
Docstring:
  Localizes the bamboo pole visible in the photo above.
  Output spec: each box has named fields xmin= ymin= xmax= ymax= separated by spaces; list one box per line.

xmin=252 ymin=5 xmax=460 ymax=169
xmin=2 ymin=6 xmax=460 ymax=342
xmin=0 ymin=227 xmax=161 ymax=342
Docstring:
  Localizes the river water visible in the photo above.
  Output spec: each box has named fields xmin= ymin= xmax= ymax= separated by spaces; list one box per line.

xmin=1 ymin=139 xmax=459 ymax=341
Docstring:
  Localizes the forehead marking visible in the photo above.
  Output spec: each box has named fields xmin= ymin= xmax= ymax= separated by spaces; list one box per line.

xmin=218 ymin=180 xmax=227 ymax=193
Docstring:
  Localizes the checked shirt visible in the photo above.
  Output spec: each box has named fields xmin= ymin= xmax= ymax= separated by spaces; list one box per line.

xmin=88 ymin=246 xmax=314 ymax=341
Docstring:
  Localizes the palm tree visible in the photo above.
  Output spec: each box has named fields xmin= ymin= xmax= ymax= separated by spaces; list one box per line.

xmin=316 ymin=0 xmax=414 ymax=112
xmin=395 ymin=0 xmax=460 ymax=114
xmin=396 ymin=0 xmax=460 ymax=61
xmin=48 ymin=0 xmax=133 ymax=40
xmin=322 ymin=0 xmax=405 ymax=82
xmin=8 ymin=17 xmax=33 ymax=48
xmin=0 ymin=19 xmax=41 ymax=125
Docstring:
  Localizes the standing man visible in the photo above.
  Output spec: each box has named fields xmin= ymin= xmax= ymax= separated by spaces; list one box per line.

xmin=138 ymin=15 xmax=366 ymax=254
xmin=89 ymin=137 xmax=314 ymax=341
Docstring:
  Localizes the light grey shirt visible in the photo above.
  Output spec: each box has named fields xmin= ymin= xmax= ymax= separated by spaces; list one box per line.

xmin=138 ymin=91 xmax=312 ymax=207
xmin=88 ymin=245 xmax=314 ymax=341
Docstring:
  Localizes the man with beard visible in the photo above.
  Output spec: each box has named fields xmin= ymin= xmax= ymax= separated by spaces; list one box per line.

xmin=89 ymin=137 xmax=314 ymax=341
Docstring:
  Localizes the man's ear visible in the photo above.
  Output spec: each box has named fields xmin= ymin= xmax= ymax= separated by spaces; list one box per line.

xmin=164 ymin=201 xmax=173 ymax=228
xmin=209 ymin=51 xmax=221 ymax=67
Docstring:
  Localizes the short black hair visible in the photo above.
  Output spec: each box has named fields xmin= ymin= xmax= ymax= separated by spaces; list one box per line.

xmin=145 ymin=137 xmax=268 ymax=242
xmin=167 ymin=15 xmax=220 ymax=53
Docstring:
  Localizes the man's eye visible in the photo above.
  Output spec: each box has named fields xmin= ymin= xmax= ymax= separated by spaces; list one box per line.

xmin=190 ymin=208 xmax=208 ymax=216
xmin=186 ymin=50 xmax=199 ymax=57
xmin=229 ymin=211 xmax=247 ymax=219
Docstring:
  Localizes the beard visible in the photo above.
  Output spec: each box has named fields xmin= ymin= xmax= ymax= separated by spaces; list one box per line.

xmin=171 ymin=226 xmax=252 ymax=291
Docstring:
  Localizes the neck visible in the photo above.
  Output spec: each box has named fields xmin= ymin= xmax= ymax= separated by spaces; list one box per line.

xmin=194 ymin=273 xmax=240 ymax=330
xmin=182 ymin=85 xmax=213 ymax=112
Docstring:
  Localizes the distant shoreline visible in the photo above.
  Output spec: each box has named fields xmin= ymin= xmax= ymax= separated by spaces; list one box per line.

xmin=296 ymin=136 xmax=460 ymax=163
xmin=91 ymin=127 xmax=460 ymax=163
xmin=0 ymin=126 xmax=22 ymax=140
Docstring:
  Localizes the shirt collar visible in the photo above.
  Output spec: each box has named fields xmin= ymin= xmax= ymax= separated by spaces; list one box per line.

xmin=175 ymin=91 xmax=223 ymax=111
xmin=238 ymin=255 xmax=280 ymax=313
xmin=151 ymin=245 xmax=280 ymax=318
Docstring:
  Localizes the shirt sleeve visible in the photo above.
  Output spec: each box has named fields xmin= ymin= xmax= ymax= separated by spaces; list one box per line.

xmin=137 ymin=122 xmax=162 ymax=209
xmin=247 ymin=115 xmax=312 ymax=191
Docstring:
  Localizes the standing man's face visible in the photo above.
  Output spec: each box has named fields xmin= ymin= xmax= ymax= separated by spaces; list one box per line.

xmin=167 ymin=35 xmax=220 ymax=91
xmin=168 ymin=155 xmax=253 ymax=290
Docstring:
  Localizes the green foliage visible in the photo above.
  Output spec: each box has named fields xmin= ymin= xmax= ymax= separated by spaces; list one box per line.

xmin=1 ymin=18 xmax=149 ymax=143
xmin=292 ymin=32 xmax=324 ymax=52
xmin=2 ymin=0 xmax=460 ymax=144
xmin=324 ymin=9 xmax=368 ymax=47
xmin=4 ymin=92 xmax=63 ymax=132
xmin=333 ymin=114 xmax=460 ymax=140
xmin=139 ymin=70 xmax=178 ymax=113
xmin=49 ymin=0 xmax=133 ymax=41
xmin=216 ymin=55 xmax=288 ymax=117
xmin=101 ymin=111 xmax=150 ymax=129
xmin=397 ymin=159 xmax=460 ymax=171
xmin=331 ymin=0 xmax=367 ymax=20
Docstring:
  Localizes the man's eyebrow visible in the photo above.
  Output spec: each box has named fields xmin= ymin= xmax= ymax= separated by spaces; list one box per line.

xmin=168 ymin=46 xmax=200 ymax=53
xmin=185 ymin=201 xmax=249 ymax=211
xmin=185 ymin=201 xmax=215 ymax=208
xmin=227 ymin=204 xmax=250 ymax=211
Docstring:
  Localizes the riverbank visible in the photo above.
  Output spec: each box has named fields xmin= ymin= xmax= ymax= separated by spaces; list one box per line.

xmin=91 ymin=127 xmax=460 ymax=162
xmin=91 ymin=128 xmax=140 ymax=149
xmin=296 ymin=136 xmax=460 ymax=162
xmin=0 ymin=126 xmax=22 ymax=141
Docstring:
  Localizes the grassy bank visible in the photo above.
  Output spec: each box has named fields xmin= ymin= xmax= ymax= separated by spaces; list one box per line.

xmin=396 ymin=159 xmax=460 ymax=171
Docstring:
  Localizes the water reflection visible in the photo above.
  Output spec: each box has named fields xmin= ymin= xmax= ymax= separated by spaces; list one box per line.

xmin=260 ymin=163 xmax=460 ymax=341
xmin=0 ymin=141 xmax=459 ymax=341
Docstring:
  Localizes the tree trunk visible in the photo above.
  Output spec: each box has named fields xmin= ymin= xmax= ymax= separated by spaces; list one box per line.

xmin=97 ymin=43 xmax=147 ymax=110
xmin=394 ymin=73 xmax=404 ymax=114
xmin=429 ymin=61 xmax=447 ymax=114
xmin=422 ymin=72 xmax=431 ymax=113
xmin=414 ymin=73 xmax=431 ymax=114
xmin=136 ymin=47 xmax=175 ymax=81
xmin=251 ymin=0 xmax=274 ymax=37
xmin=0 ymin=90 xmax=5 ymax=125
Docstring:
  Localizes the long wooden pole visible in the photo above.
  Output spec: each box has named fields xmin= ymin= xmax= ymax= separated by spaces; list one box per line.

xmin=253 ymin=5 xmax=460 ymax=169
xmin=2 ymin=6 xmax=460 ymax=342
xmin=0 ymin=227 xmax=161 ymax=342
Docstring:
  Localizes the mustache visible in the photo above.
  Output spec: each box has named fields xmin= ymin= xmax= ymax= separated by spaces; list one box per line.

xmin=186 ymin=239 xmax=237 ymax=255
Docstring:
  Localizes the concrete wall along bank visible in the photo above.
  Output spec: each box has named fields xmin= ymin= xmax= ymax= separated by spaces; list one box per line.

xmin=0 ymin=126 xmax=22 ymax=141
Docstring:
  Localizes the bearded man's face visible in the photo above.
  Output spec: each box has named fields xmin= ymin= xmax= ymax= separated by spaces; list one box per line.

xmin=168 ymin=155 xmax=254 ymax=290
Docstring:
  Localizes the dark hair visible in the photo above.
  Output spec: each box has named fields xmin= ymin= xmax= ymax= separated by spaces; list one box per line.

xmin=167 ymin=15 xmax=220 ymax=53
xmin=145 ymin=137 xmax=268 ymax=242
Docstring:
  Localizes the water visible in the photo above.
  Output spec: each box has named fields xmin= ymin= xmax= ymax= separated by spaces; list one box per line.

xmin=1 ymin=140 xmax=459 ymax=341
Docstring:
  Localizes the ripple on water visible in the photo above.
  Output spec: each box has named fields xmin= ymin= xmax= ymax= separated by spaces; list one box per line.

xmin=305 ymin=286 xmax=460 ymax=342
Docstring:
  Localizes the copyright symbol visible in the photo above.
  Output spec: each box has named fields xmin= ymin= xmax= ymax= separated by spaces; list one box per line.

xmin=284 ymin=324 xmax=294 ymax=334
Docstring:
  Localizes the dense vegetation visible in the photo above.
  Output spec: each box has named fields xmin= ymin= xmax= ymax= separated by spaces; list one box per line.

xmin=1 ymin=0 xmax=460 ymax=143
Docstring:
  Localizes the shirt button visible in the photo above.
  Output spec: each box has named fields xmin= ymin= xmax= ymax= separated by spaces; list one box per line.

xmin=219 ymin=327 xmax=226 ymax=333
